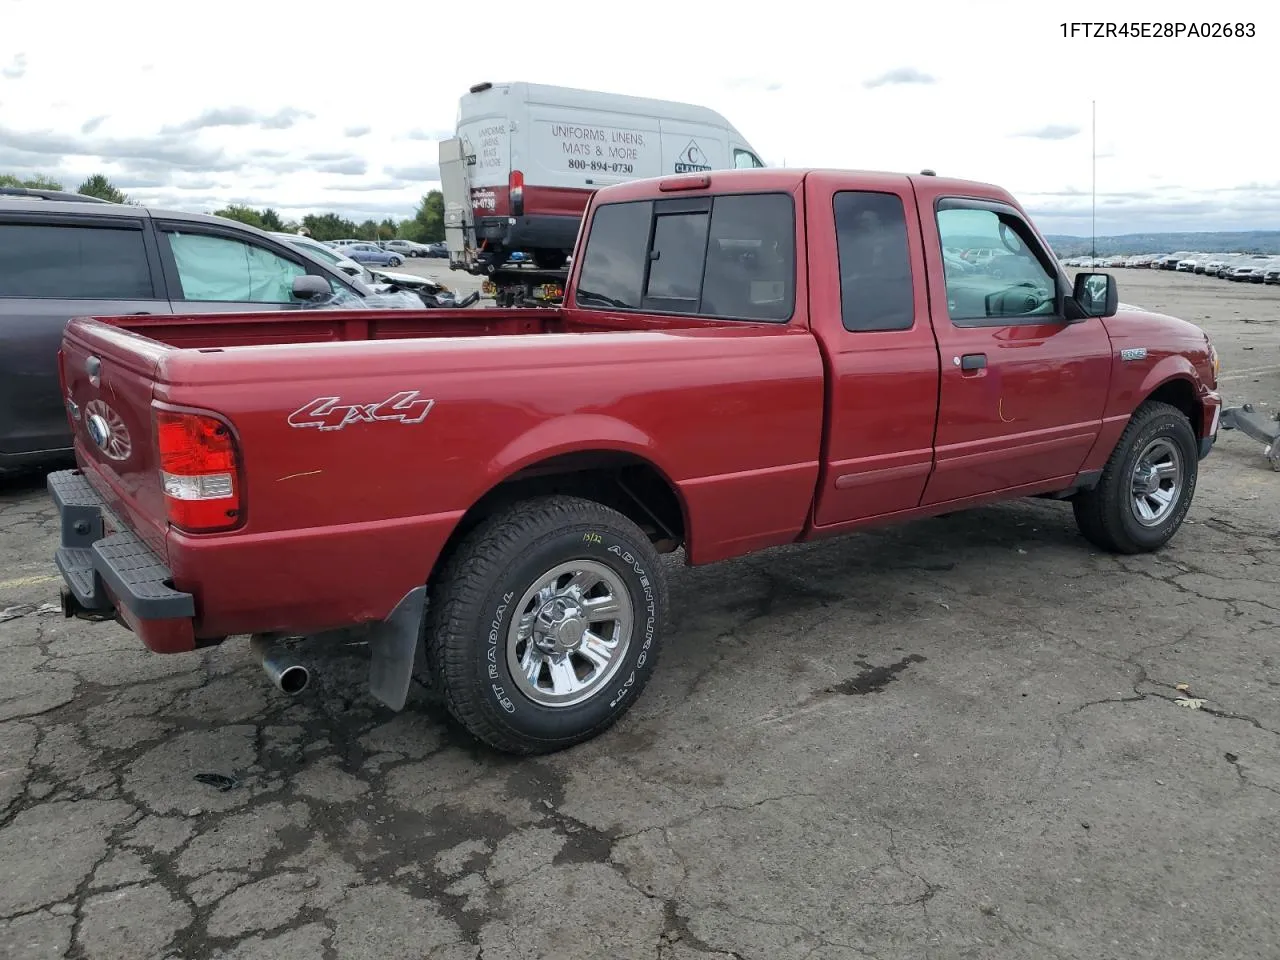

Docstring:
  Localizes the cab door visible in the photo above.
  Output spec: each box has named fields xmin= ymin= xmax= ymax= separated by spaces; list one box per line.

xmin=807 ymin=173 xmax=942 ymax=528
xmin=912 ymin=188 xmax=1113 ymax=505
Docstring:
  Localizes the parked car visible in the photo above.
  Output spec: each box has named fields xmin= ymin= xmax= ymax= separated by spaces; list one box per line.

xmin=49 ymin=166 xmax=1222 ymax=755
xmin=1230 ymin=265 xmax=1257 ymax=282
xmin=383 ymin=240 xmax=433 ymax=258
xmin=338 ymin=242 xmax=404 ymax=267
xmin=0 ymin=192 xmax=392 ymax=467
xmin=426 ymin=241 xmax=448 ymax=258
xmin=1265 ymin=266 xmax=1280 ymax=285
xmin=272 ymin=232 xmax=371 ymax=282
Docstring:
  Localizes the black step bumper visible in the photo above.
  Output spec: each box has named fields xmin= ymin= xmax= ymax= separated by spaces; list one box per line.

xmin=48 ymin=469 xmax=194 ymax=622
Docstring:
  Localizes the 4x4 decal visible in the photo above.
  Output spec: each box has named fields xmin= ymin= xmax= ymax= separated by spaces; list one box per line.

xmin=287 ymin=390 xmax=435 ymax=431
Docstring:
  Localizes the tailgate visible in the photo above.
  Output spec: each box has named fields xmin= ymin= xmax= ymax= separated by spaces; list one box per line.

xmin=60 ymin=319 xmax=172 ymax=560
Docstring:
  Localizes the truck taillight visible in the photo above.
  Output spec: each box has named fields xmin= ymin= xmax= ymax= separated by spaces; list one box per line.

xmin=155 ymin=410 xmax=242 ymax=533
xmin=510 ymin=169 xmax=524 ymax=217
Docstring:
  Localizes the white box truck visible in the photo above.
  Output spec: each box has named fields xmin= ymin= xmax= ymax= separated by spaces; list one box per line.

xmin=439 ymin=81 xmax=765 ymax=305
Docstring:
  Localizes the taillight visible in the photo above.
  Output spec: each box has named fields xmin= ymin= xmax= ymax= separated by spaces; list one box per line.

xmin=510 ymin=169 xmax=524 ymax=217
xmin=155 ymin=409 xmax=242 ymax=533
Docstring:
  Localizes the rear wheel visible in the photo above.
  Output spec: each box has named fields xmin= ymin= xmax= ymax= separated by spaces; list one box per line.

xmin=388 ymin=256 xmax=403 ymax=267
xmin=425 ymin=496 xmax=667 ymax=755
xmin=1072 ymin=401 xmax=1198 ymax=554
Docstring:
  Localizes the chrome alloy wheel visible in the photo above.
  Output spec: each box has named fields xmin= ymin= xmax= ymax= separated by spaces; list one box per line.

xmin=506 ymin=560 xmax=634 ymax=708
xmin=1130 ymin=437 xmax=1183 ymax=526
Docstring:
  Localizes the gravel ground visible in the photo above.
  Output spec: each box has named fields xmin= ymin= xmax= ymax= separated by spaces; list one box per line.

xmin=1 ymin=268 xmax=1278 ymax=960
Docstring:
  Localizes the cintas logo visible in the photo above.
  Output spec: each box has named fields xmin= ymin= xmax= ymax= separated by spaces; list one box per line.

xmin=674 ymin=140 xmax=711 ymax=173
xmin=287 ymin=391 xmax=435 ymax=431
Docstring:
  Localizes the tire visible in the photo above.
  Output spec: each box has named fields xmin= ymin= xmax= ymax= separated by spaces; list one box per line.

xmin=1072 ymin=401 xmax=1199 ymax=554
xmin=424 ymin=495 xmax=668 ymax=755
xmin=388 ymin=256 xmax=403 ymax=267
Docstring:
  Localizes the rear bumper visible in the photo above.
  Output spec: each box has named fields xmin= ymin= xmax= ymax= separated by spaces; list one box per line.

xmin=48 ymin=469 xmax=200 ymax=653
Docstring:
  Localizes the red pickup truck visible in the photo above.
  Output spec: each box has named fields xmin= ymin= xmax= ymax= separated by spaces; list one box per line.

xmin=49 ymin=168 xmax=1222 ymax=755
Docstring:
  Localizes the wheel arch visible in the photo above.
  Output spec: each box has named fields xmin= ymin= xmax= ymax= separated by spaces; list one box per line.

xmin=427 ymin=445 xmax=690 ymax=588
xmin=1139 ymin=373 xmax=1202 ymax=437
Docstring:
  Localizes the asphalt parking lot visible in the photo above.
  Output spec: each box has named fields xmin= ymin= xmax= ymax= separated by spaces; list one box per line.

xmin=2 ymin=269 xmax=1279 ymax=960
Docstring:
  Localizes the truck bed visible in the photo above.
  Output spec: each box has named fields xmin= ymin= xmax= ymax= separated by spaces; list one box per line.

xmin=85 ymin=305 xmax=718 ymax=350
xmin=59 ymin=306 xmax=827 ymax=644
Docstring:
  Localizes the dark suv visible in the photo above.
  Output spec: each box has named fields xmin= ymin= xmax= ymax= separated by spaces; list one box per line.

xmin=0 ymin=188 xmax=375 ymax=468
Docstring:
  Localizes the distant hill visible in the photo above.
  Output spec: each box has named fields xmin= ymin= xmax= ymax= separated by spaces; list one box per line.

xmin=1044 ymin=231 xmax=1280 ymax=257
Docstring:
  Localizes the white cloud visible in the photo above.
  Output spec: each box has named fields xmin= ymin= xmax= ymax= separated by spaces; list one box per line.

xmin=0 ymin=0 xmax=1274 ymax=232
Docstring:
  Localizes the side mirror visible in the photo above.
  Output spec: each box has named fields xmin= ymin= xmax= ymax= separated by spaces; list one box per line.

xmin=291 ymin=275 xmax=331 ymax=301
xmin=1072 ymin=271 xmax=1118 ymax=318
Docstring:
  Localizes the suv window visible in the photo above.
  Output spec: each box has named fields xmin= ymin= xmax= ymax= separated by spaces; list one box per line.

xmin=833 ymin=191 xmax=915 ymax=332
xmin=165 ymin=230 xmax=306 ymax=303
xmin=0 ymin=222 xmax=152 ymax=300
xmin=576 ymin=193 xmax=794 ymax=321
xmin=935 ymin=205 xmax=1057 ymax=323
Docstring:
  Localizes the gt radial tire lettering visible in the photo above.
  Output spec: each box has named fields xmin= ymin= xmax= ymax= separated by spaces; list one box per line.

xmin=607 ymin=543 xmax=656 ymax=709
xmin=488 ymin=592 xmax=515 ymax=712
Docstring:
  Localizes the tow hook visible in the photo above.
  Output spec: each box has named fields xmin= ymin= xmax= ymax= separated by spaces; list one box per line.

xmin=249 ymin=634 xmax=311 ymax=695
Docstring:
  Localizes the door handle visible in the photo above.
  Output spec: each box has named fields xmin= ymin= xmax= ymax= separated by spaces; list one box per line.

xmin=959 ymin=353 xmax=987 ymax=371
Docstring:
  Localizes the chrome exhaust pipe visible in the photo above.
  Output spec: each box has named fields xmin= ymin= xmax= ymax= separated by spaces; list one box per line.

xmin=249 ymin=634 xmax=310 ymax=695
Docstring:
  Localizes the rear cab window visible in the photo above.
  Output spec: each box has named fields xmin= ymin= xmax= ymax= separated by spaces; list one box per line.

xmin=0 ymin=221 xmax=154 ymax=299
xmin=574 ymin=192 xmax=795 ymax=322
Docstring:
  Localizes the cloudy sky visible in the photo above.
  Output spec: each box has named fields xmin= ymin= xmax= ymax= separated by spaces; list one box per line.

xmin=0 ymin=0 xmax=1272 ymax=235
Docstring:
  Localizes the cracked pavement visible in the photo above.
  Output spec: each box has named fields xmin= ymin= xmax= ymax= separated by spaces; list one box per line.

xmin=2 ymin=271 xmax=1279 ymax=959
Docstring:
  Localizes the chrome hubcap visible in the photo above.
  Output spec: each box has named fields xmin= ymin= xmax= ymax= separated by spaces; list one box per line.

xmin=507 ymin=560 xmax=633 ymax=708
xmin=1130 ymin=438 xmax=1182 ymax=526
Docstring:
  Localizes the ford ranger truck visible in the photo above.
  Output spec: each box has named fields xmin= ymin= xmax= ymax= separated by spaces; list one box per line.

xmin=48 ymin=168 xmax=1222 ymax=756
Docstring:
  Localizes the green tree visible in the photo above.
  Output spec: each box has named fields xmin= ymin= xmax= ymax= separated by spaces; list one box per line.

xmin=397 ymin=217 xmax=427 ymax=243
xmin=378 ymin=218 xmax=397 ymax=241
xmin=213 ymin=204 xmax=266 ymax=229
xmin=259 ymin=208 xmax=285 ymax=232
xmin=0 ymin=173 xmax=64 ymax=190
xmin=301 ymin=212 xmax=358 ymax=242
xmin=77 ymin=174 xmax=130 ymax=203
xmin=416 ymin=190 xmax=445 ymax=242
xmin=356 ymin=219 xmax=380 ymax=241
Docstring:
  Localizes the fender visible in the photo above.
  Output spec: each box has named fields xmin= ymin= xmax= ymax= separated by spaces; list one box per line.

xmin=484 ymin=413 xmax=673 ymax=482
xmin=470 ymin=413 xmax=690 ymax=532
xmin=1137 ymin=355 xmax=1201 ymax=401
xmin=1081 ymin=360 xmax=1203 ymax=473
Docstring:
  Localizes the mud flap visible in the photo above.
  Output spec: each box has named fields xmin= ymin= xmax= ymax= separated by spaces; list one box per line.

xmin=366 ymin=586 xmax=427 ymax=711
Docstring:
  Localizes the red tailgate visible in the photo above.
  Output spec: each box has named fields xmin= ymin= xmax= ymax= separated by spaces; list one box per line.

xmin=60 ymin=318 xmax=172 ymax=560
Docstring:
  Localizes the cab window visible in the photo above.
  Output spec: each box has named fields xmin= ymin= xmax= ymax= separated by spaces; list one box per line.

xmin=575 ymin=192 xmax=794 ymax=322
xmin=734 ymin=149 xmax=765 ymax=169
xmin=935 ymin=204 xmax=1057 ymax=324
xmin=833 ymin=191 xmax=915 ymax=332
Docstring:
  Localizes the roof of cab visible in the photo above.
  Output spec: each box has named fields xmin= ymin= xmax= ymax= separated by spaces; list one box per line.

xmin=590 ymin=168 xmax=1016 ymax=206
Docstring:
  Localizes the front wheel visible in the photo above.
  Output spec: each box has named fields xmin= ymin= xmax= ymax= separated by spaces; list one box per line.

xmin=425 ymin=496 xmax=668 ymax=755
xmin=1072 ymin=401 xmax=1199 ymax=554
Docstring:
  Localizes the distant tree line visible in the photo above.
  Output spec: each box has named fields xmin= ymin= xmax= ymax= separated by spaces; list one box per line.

xmin=1 ymin=172 xmax=445 ymax=244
